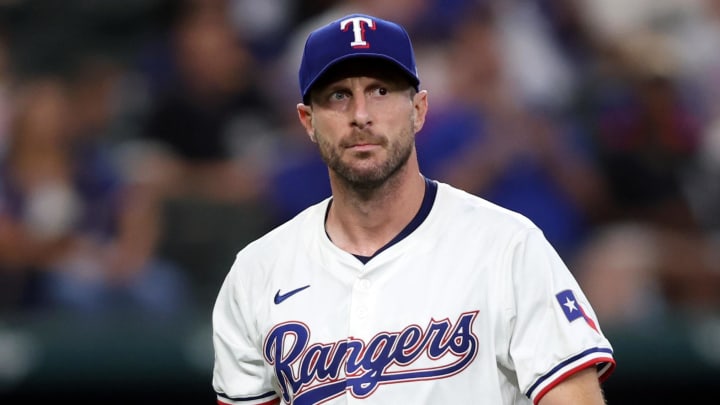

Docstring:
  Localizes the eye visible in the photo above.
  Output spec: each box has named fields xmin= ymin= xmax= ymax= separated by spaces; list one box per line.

xmin=330 ymin=90 xmax=348 ymax=101
xmin=372 ymin=87 xmax=389 ymax=96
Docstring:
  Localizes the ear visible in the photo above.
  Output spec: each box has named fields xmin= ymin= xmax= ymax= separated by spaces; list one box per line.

xmin=411 ymin=90 xmax=429 ymax=134
xmin=296 ymin=103 xmax=317 ymax=142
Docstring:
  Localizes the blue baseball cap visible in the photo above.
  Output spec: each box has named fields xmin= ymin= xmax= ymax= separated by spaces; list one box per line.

xmin=299 ymin=13 xmax=420 ymax=103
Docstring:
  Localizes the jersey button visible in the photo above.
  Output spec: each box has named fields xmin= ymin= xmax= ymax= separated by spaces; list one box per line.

xmin=357 ymin=307 xmax=369 ymax=319
xmin=359 ymin=279 xmax=371 ymax=290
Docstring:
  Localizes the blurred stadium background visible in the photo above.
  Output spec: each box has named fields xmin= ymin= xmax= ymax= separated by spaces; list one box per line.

xmin=0 ymin=0 xmax=719 ymax=403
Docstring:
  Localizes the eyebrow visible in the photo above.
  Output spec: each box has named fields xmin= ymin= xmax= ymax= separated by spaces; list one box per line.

xmin=327 ymin=76 xmax=402 ymax=91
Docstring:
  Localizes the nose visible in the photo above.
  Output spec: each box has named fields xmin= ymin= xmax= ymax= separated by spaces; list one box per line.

xmin=351 ymin=94 xmax=371 ymax=129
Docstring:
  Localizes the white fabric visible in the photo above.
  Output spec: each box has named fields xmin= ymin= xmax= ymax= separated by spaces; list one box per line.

xmin=212 ymin=181 xmax=614 ymax=404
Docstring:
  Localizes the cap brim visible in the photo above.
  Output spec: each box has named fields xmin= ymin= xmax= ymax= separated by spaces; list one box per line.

xmin=302 ymin=54 xmax=420 ymax=103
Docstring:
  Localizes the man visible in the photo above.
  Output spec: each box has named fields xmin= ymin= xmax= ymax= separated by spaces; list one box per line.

xmin=212 ymin=13 xmax=615 ymax=405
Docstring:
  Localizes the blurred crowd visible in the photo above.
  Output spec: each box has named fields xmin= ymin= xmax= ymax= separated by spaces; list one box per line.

xmin=0 ymin=0 xmax=718 ymax=328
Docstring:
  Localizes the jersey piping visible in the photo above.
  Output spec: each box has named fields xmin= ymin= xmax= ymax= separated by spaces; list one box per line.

xmin=217 ymin=390 xmax=276 ymax=402
xmin=525 ymin=347 xmax=615 ymax=401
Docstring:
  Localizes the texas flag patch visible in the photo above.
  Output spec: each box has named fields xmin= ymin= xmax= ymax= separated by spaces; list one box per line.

xmin=556 ymin=289 xmax=598 ymax=332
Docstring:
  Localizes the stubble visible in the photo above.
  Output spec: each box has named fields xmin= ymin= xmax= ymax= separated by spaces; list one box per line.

xmin=315 ymin=120 xmax=415 ymax=192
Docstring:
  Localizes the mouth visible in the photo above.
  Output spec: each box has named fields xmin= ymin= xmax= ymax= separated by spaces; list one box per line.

xmin=343 ymin=132 xmax=384 ymax=151
xmin=348 ymin=142 xmax=380 ymax=151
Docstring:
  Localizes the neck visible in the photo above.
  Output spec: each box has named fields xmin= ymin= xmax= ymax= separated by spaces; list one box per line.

xmin=325 ymin=157 xmax=426 ymax=257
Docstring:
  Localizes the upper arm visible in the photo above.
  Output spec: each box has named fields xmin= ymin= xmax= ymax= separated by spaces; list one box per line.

xmin=212 ymin=257 xmax=279 ymax=404
xmin=537 ymin=366 xmax=606 ymax=405
xmin=501 ymin=229 xmax=615 ymax=402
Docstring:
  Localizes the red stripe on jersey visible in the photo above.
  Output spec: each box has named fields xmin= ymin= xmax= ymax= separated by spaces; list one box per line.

xmin=578 ymin=305 xmax=598 ymax=332
xmin=532 ymin=357 xmax=615 ymax=405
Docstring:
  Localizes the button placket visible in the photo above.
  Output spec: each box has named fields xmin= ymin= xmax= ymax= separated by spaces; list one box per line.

xmin=348 ymin=277 xmax=375 ymax=337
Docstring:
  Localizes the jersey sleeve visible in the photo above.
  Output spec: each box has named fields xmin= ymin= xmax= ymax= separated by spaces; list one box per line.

xmin=212 ymin=255 xmax=279 ymax=405
xmin=504 ymin=228 xmax=615 ymax=404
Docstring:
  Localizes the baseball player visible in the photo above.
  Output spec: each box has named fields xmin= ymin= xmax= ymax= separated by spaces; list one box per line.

xmin=212 ymin=13 xmax=615 ymax=405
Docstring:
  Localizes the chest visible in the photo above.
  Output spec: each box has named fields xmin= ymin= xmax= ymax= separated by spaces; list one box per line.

xmin=252 ymin=242 xmax=511 ymax=403
xmin=264 ymin=242 xmax=503 ymax=334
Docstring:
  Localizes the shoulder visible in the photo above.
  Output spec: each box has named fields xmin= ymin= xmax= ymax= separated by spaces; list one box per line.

xmin=228 ymin=198 xmax=329 ymax=273
xmin=428 ymin=181 xmax=546 ymax=262
xmin=433 ymin=181 xmax=538 ymax=236
xmin=215 ymin=198 xmax=329 ymax=309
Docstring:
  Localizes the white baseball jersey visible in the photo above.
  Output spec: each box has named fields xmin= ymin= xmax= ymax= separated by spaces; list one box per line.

xmin=212 ymin=178 xmax=615 ymax=405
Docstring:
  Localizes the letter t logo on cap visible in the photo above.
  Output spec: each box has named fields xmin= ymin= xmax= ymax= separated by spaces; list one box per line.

xmin=340 ymin=16 xmax=375 ymax=48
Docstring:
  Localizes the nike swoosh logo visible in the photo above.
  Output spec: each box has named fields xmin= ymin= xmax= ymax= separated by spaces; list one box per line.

xmin=274 ymin=285 xmax=311 ymax=305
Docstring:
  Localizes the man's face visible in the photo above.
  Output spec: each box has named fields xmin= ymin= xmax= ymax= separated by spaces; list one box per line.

xmin=297 ymin=63 xmax=428 ymax=190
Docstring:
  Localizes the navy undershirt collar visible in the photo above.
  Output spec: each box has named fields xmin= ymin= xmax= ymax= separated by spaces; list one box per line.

xmin=324 ymin=177 xmax=438 ymax=264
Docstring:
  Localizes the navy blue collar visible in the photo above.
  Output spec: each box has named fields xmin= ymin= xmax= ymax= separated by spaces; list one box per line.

xmin=325 ymin=177 xmax=437 ymax=264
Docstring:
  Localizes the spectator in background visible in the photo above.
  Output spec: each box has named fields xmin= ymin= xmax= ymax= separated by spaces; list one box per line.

xmin=666 ymin=0 xmax=720 ymax=234
xmin=415 ymin=4 xmax=607 ymax=260
xmin=584 ymin=32 xmax=700 ymax=229
xmin=120 ymin=0 xmax=284 ymax=304
xmin=131 ymin=0 xmax=278 ymax=205
xmin=0 ymin=71 xmax=189 ymax=316
xmin=225 ymin=0 xmax=297 ymax=62
xmin=569 ymin=28 xmax=720 ymax=327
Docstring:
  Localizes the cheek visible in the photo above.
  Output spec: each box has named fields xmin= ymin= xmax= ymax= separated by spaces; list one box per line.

xmin=311 ymin=114 xmax=346 ymax=139
xmin=385 ymin=107 xmax=415 ymax=132
xmin=314 ymin=131 xmax=339 ymax=160
xmin=379 ymin=99 xmax=413 ymax=120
